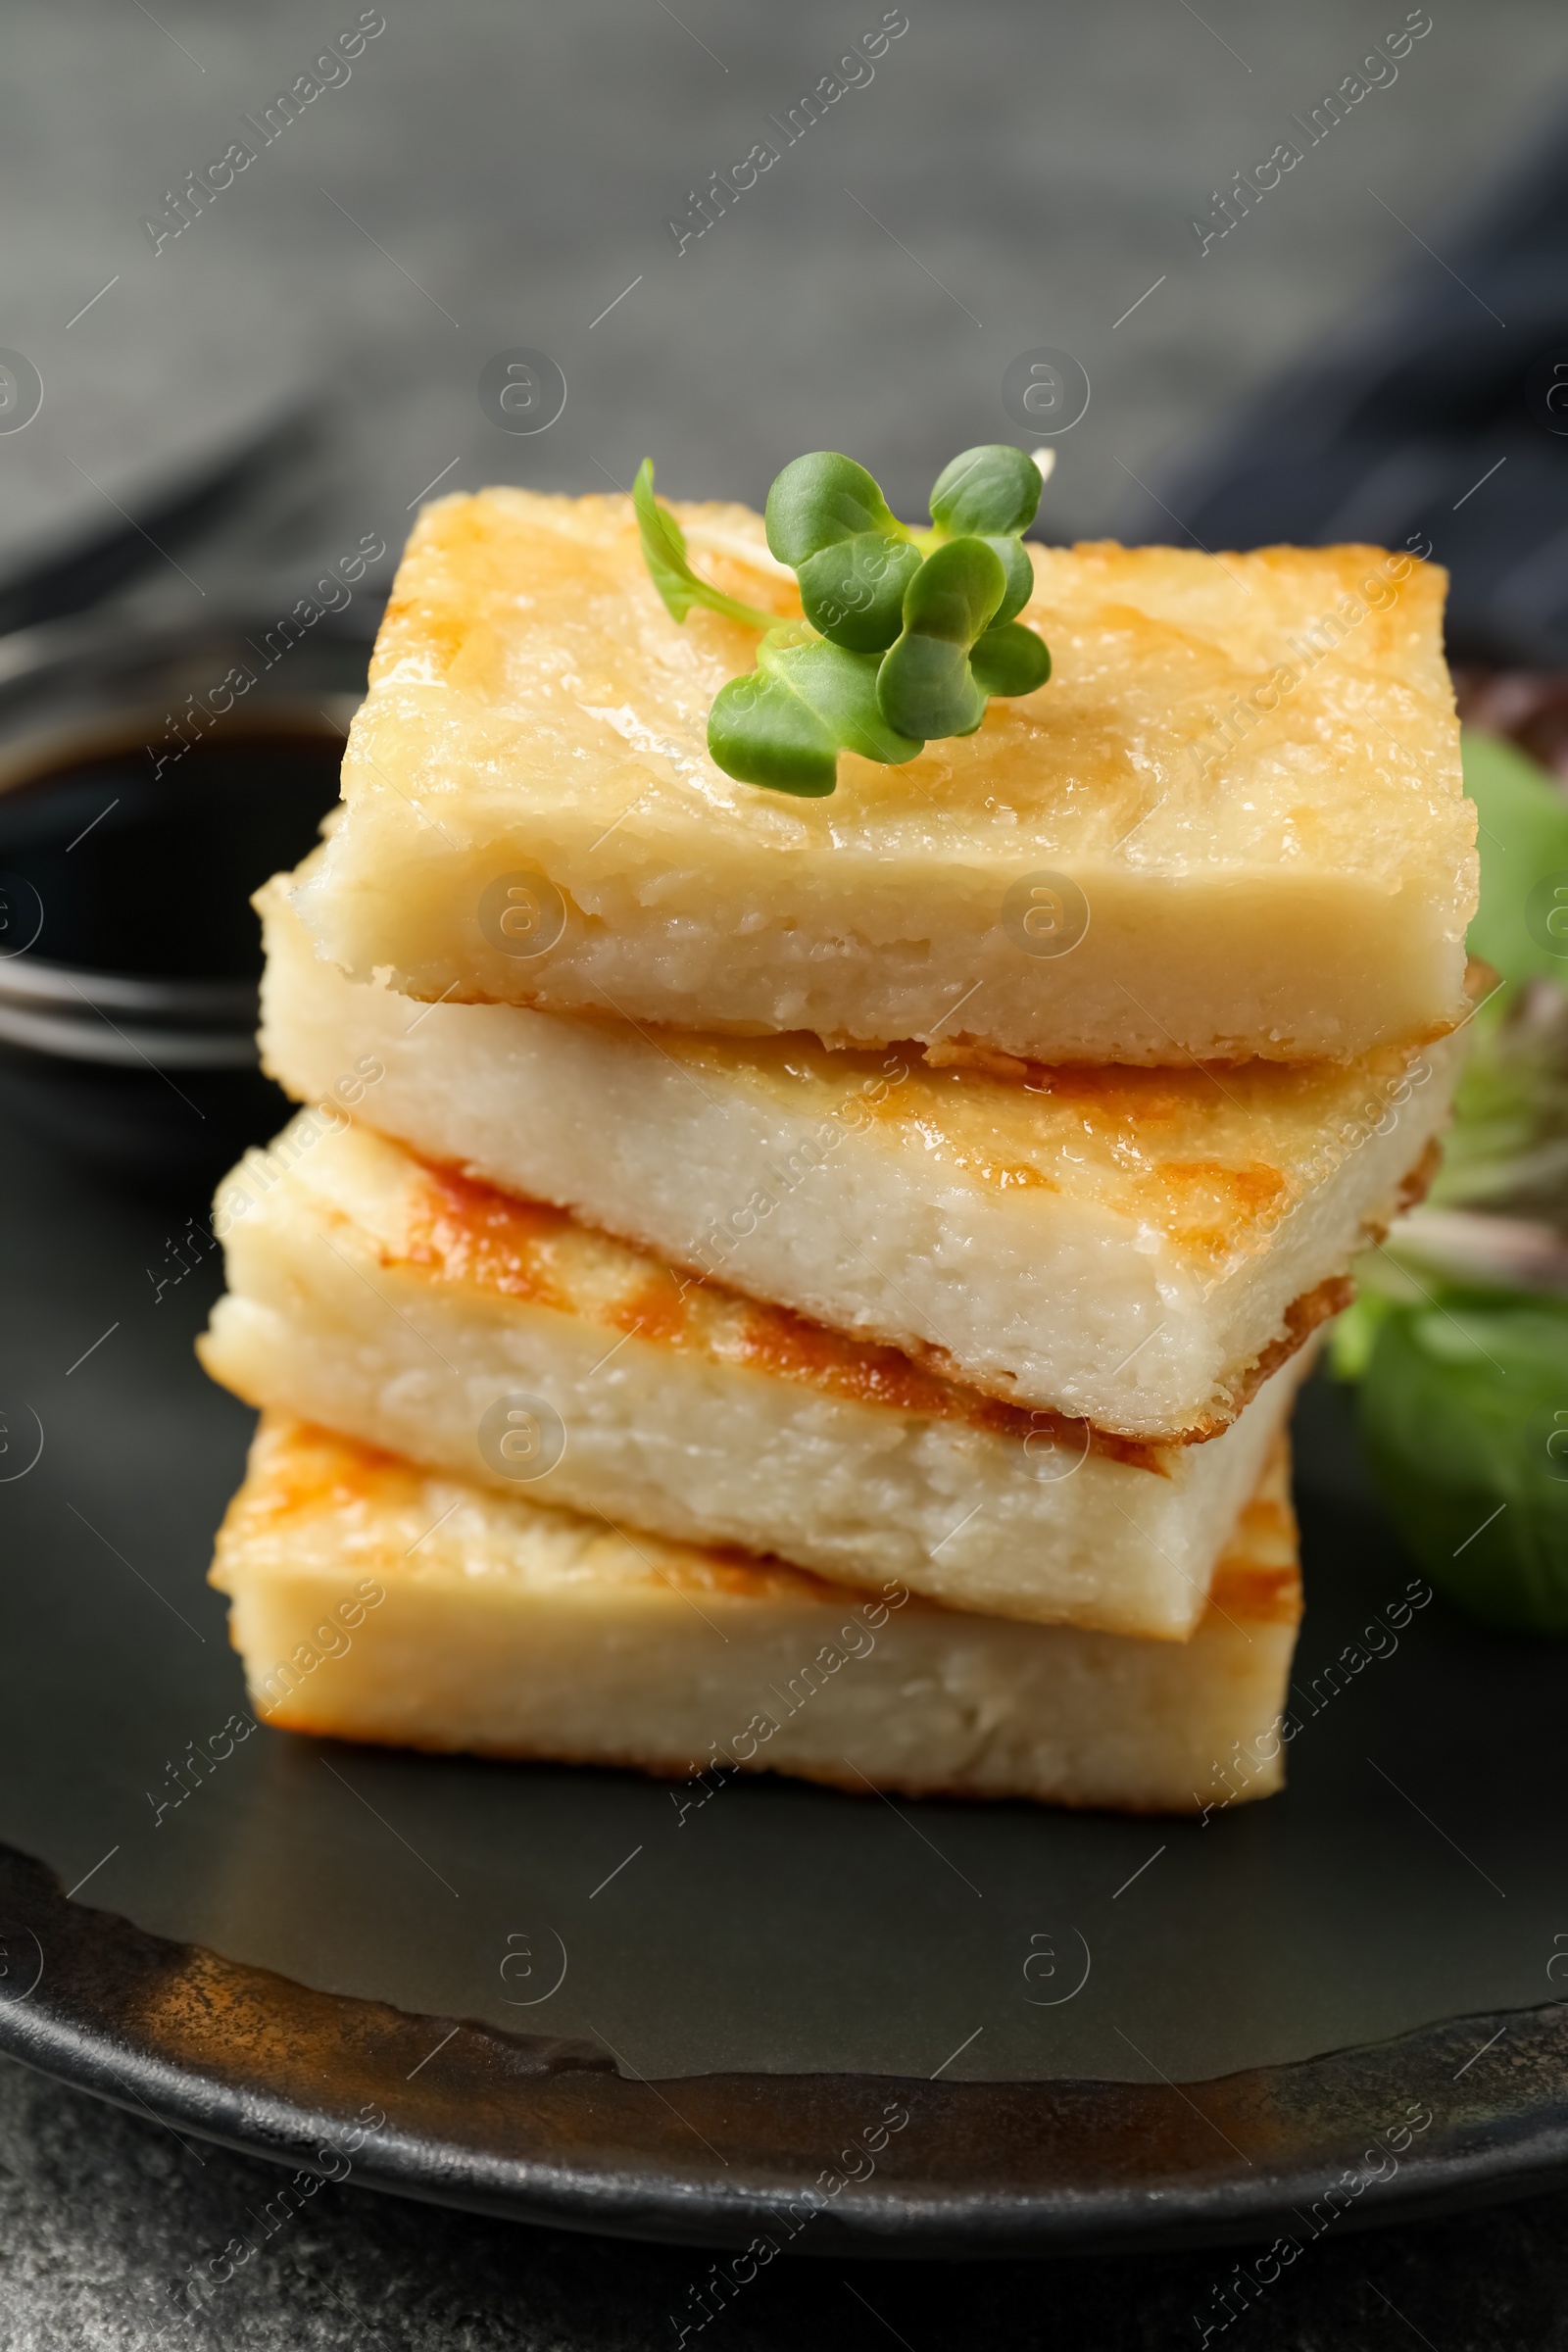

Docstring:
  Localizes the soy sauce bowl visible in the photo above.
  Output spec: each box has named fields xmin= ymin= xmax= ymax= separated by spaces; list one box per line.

xmin=0 ymin=608 xmax=370 ymax=1191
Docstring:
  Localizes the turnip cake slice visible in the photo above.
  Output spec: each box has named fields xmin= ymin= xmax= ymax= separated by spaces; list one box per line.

xmin=261 ymin=871 xmax=1464 ymax=1442
xmin=292 ymin=487 xmax=1475 ymax=1066
xmin=210 ymin=1415 xmax=1301 ymax=1813
xmin=200 ymin=1112 xmax=1310 ymax=1638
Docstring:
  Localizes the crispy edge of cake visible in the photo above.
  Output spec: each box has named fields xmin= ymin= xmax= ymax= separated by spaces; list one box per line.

xmin=209 ymin=1418 xmax=1300 ymax=1811
xmin=210 ymin=1109 xmax=1337 ymax=1464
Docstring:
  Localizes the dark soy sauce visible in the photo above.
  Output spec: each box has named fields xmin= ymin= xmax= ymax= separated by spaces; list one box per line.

xmin=0 ymin=726 xmax=345 ymax=977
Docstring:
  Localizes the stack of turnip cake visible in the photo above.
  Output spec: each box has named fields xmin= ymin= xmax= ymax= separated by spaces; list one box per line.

xmin=199 ymin=481 xmax=1475 ymax=1812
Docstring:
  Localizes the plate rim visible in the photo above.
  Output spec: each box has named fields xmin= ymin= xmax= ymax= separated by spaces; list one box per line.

xmin=2 ymin=1841 xmax=1565 ymax=2259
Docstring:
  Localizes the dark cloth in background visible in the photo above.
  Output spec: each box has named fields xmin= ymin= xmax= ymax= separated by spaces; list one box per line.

xmin=1123 ymin=117 xmax=1568 ymax=671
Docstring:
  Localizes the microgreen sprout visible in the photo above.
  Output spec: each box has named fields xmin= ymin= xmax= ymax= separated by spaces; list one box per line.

xmin=708 ymin=627 xmax=921 ymax=799
xmin=633 ymin=459 xmax=775 ymax=630
xmin=876 ymin=535 xmax=1005 ymax=741
xmin=635 ymin=444 xmax=1053 ymax=795
xmin=764 ymin=453 xmax=923 ymax=653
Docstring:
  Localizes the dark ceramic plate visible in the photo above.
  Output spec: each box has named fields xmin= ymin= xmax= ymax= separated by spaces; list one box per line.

xmin=1 ymin=1121 xmax=1565 ymax=2257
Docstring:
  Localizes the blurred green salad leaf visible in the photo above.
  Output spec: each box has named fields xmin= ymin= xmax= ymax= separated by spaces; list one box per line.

xmin=637 ymin=444 xmax=1053 ymax=795
xmin=1429 ymin=978 xmax=1568 ymax=1227
xmin=1327 ymin=1288 xmax=1395 ymax=1382
xmin=1460 ymin=728 xmax=1568 ymax=998
xmin=1356 ymin=1287 xmax=1568 ymax=1635
xmin=1337 ymin=727 xmax=1568 ymax=1634
xmin=1427 ymin=729 xmax=1568 ymax=1228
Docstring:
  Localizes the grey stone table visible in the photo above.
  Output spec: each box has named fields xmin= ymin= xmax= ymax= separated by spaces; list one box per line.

xmin=7 ymin=0 xmax=1568 ymax=578
xmin=4 ymin=2051 xmax=1568 ymax=2349
xmin=4 ymin=1 xmax=1568 ymax=2342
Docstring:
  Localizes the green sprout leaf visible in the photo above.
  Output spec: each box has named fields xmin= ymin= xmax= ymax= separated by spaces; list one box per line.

xmin=929 ymin=444 xmax=1043 ymax=537
xmin=970 ymin=620 xmax=1052 ymax=700
xmin=876 ymin=537 xmax=1006 ymax=740
xmin=929 ymin=446 xmax=1042 ymax=629
xmin=764 ymin=452 xmax=920 ymax=653
xmin=633 ymin=459 xmax=774 ymax=631
xmin=796 ymin=533 xmax=924 ymax=655
xmin=708 ymin=625 xmax=922 ymax=797
xmin=634 ymin=443 xmax=1055 ymax=796
xmin=984 ymin=534 xmax=1038 ymax=628
xmin=764 ymin=452 xmax=907 ymax=565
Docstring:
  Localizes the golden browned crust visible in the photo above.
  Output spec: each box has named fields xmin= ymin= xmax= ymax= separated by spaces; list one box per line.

xmin=393 ymin=1155 xmax=1297 ymax=1460
xmin=363 ymin=1130 xmax=1437 ymax=1455
xmin=221 ymin=1414 xmax=1299 ymax=1811
xmin=371 ymin=1153 xmax=1190 ymax=1474
xmin=1181 ymin=1127 xmax=1441 ymax=1436
xmin=1394 ymin=1132 xmax=1445 ymax=1216
xmin=871 ymin=1282 xmax=1334 ymax=1451
xmin=228 ymin=1411 xmax=1305 ymax=1640
xmin=1207 ymin=1277 xmax=1351 ymax=1430
xmin=1158 ymin=1130 xmax=1447 ymax=1445
xmin=1205 ymin=1438 xmax=1300 ymax=1629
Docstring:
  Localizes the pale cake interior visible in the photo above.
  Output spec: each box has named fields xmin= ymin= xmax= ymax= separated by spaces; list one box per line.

xmin=200 ymin=1111 xmax=1310 ymax=1638
xmin=294 ymin=487 xmax=1475 ymax=1065
xmin=261 ymin=870 xmax=1462 ymax=1439
xmin=210 ymin=1415 xmax=1302 ymax=1813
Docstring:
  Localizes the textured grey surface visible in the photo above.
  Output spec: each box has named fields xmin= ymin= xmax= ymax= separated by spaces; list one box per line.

xmin=5 ymin=0 xmax=1568 ymax=2343
xmin=4 ymin=2051 xmax=1568 ymax=2349
xmin=5 ymin=0 xmax=1568 ymax=566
